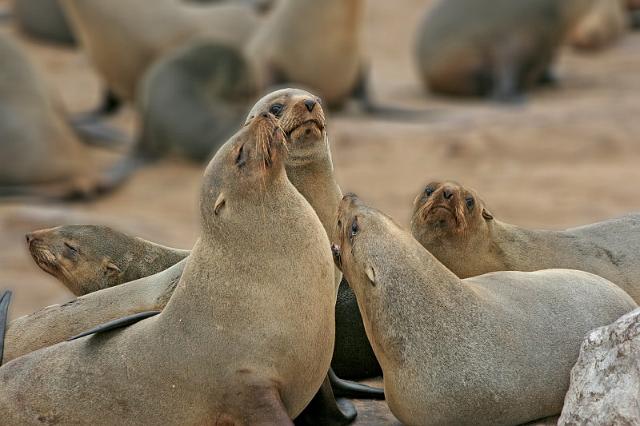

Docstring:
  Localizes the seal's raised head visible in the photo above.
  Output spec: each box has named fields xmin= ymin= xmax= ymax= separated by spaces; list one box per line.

xmin=25 ymin=225 xmax=123 ymax=294
xmin=200 ymin=111 xmax=286 ymax=232
xmin=247 ymin=88 xmax=327 ymax=165
xmin=410 ymin=181 xmax=494 ymax=245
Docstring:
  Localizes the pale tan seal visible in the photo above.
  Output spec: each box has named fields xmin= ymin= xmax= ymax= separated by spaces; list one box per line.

xmin=59 ymin=0 xmax=260 ymax=103
xmin=26 ymin=225 xmax=189 ymax=296
xmin=0 ymin=33 xmax=130 ymax=199
xmin=414 ymin=0 xmax=595 ymax=100
xmin=0 ymin=110 xmax=336 ymax=424
xmin=411 ymin=181 xmax=640 ymax=302
xmin=333 ymin=193 xmax=636 ymax=425
xmin=246 ymin=0 xmax=365 ymax=107
xmin=570 ymin=0 xmax=628 ymax=50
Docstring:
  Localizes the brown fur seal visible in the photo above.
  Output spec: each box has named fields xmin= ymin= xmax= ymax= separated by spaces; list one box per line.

xmin=246 ymin=0 xmax=364 ymax=107
xmin=570 ymin=0 xmax=627 ymax=51
xmin=59 ymin=0 xmax=259 ymax=103
xmin=26 ymin=225 xmax=189 ymax=296
xmin=14 ymin=0 xmax=76 ymax=46
xmin=334 ymin=193 xmax=637 ymax=425
xmin=0 ymin=110 xmax=336 ymax=423
xmin=0 ymin=33 xmax=130 ymax=200
xmin=411 ymin=181 xmax=640 ymax=302
xmin=414 ymin=0 xmax=595 ymax=100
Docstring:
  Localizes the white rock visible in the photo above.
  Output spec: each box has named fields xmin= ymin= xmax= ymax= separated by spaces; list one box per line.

xmin=558 ymin=307 xmax=640 ymax=426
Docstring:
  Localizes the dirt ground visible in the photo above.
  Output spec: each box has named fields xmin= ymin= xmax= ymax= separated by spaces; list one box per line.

xmin=1 ymin=0 xmax=639 ymax=424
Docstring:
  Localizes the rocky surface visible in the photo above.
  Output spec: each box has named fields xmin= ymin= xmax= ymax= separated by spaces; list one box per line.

xmin=559 ymin=308 xmax=640 ymax=425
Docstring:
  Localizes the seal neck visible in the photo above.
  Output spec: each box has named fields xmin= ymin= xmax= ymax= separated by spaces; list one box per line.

xmin=489 ymin=221 xmax=586 ymax=273
xmin=285 ymin=144 xmax=342 ymax=240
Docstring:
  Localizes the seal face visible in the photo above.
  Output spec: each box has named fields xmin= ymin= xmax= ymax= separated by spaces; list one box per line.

xmin=411 ymin=181 xmax=493 ymax=247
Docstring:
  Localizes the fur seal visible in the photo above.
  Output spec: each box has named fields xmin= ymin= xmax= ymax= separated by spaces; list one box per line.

xmin=0 ymin=33 xmax=131 ymax=200
xmin=570 ymin=0 xmax=627 ymax=50
xmin=334 ymin=193 xmax=637 ymax=425
xmin=0 ymin=110 xmax=336 ymax=424
xmin=14 ymin=0 xmax=76 ymax=46
xmin=59 ymin=0 xmax=259 ymax=103
xmin=26 ymin=225 xmax=189 ymax=296
xmin=411 ymin=181 xmax=640 ymax=302
xmin=414 ymin=0 xmax=595 ymax=100
xmin=246 ymin=0 xmax=364 ymax=107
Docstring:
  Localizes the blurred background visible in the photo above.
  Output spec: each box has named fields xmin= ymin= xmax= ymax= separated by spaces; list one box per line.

xmin=1 ymin=0 xmax=639 ymax=320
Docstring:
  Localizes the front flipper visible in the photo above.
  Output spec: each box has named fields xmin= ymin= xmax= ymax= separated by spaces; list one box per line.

xmin=67 ymin=310 xmax=160 ymax=341
xmin=294 ymin=375 xmax=357 ymax=425
xmin=329 ymin=368 xmax=385 ymax=400
xmin=0 ymin=290 xmax=12 ymax=364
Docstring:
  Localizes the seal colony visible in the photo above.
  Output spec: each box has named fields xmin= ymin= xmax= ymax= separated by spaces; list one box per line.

xmin=334 ymin=193 xmax=636 ymax=425
xmin=0 ymin=110 xmax=337 ymax=424
xmin=411 ymin=181 xmax=640 ymax=302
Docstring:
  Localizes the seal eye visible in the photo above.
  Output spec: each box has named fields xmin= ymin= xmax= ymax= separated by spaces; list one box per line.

xmin=350 ymin=218 xmax=359 ymax=239
xmin=425 ymin=187 xmax=434 ymax=197
xmin=465 ymin=196 xmax=475 ymax=210
xmin=269 ymin=103 xmax=284 ymax=117
xmin=64 ymin=242 xmax=78 ymax=258
xmin=235 ymin=145 xmax=247 ymax=168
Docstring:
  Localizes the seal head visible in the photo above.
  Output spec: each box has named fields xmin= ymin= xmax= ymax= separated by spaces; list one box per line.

xmin=410 ymin=181 xmax=494 ymax=248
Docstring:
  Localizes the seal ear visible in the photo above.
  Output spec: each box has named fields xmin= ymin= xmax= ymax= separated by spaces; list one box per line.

xmin=482 ymin=208 xmax=494 ymax=221
xmin=365 ymin=264 xmax=376 ymax=286
xmin=105 ymin=261 xmax=121 ymax=275
xmin=214 ymin=193 xmax=226 ymax=216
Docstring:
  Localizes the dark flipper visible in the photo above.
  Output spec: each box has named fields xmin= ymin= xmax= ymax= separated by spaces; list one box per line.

xmin=631 ymin=10 xmax=640 ymax=30
xmin=70 ymin=118 xmax=132 ymax=151
xmin=67 ymin=310 xmax=160 ymax=341
xmin=294 ymin=375 xmax=357 ymax=426
xmin=70 ymin=89 xmax=124 ymax=149
xmin=329 ymin=368 xmax=385 ymax=400
xmin=351 ymin=65 xmax=432 ymax=121
xmin=0 ymin=290 xmax=12 ymax=365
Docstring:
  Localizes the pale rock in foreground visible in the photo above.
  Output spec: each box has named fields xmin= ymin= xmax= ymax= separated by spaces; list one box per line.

xmin=559 ymin=308 xmax=640 ymax=425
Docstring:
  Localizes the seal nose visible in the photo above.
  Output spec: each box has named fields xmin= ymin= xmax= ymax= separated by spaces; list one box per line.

xmin=260 ymin=112 xmax=270 ymax=118
xmin=304 ymin=99 xmax=316 ymax=112
xmin=443 ymin=189 xmax=454 ymax=200
xmin=25 ymin=233 xmax=34 ymax=245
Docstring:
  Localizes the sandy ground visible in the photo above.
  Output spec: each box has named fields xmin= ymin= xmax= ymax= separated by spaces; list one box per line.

xmin=1 ymin=0 xmax=639 ymax=424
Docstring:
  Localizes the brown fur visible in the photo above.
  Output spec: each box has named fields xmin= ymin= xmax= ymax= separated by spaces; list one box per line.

xmin=570 ymin=0 xmax=628 ymax=51
xmin=411 ymin=181 xmax=640 ymax=302
xmin=336 ymin=194 xmax=636 ymax=425
xmin=26 ymin=225 xmax=189 ymax=296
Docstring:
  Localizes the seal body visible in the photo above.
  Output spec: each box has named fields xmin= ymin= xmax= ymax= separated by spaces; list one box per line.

xmin=2 ymin=260 xmax=185 ymax=365
xmin=414 ymin=0 xmax=595 ymax=98
xmin=411 ymin=181 xmax=640 ymax=302
xmin=0 ymin=33 xmax=101 ymax=196
xmin=26 ymin=225 xmax=189 ymax=296
xmin=0 ymin=113 xmax=335 ymax=423
xmin=246 ymin=0 xmax=364 ymax=106
xmin=60 ymin=0 xmax=259 ymax=102
xmin=335 ymin=194 xmax=636 ymax=426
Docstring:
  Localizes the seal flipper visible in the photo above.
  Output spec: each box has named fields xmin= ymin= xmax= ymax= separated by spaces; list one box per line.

xmin=67 ymin=310 xmax=160 ymax=341
xmin=70 ymin=89 xmax=125 ymax=149
xmin=0 ymin=290 xmax=12 ymax=365
xmin=294 ymin=375 xmax=357 ymax=425
xmin=350 ymin=65 xmax=432 ymax=121
xmin=329 ymin=368 xmax=385 ymax=400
